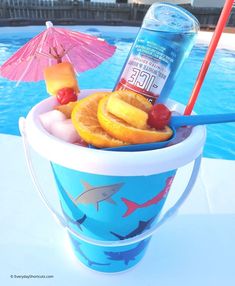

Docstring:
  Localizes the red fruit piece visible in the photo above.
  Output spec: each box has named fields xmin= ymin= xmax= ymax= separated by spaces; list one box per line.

xmin=147 ymin=104 xmax=172 ymax=130
xmin=56 ymin=87 xmax=77 ymax=105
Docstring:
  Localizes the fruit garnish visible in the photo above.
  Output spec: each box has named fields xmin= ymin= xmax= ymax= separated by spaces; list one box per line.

xmin=98 ymin=91 xmax=173 ymax=144
xmin=106 ymin=92 xmax=150 ymax=129
xmin=71 ymin=92 xmax=128 ymax=148
xmin=54 ymin=101 xmax=77 ymax=118
xmin=147 ymin=104 xmax=172 ymax=130
xmin=43 ymin=62 xmax=80 ymax=96
xmin=56 ymin=87 xmax=77 ymax=105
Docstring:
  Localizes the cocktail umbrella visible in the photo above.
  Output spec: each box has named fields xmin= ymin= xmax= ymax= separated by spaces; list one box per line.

xmin=0 ymin=22 xmax=116 ymax=85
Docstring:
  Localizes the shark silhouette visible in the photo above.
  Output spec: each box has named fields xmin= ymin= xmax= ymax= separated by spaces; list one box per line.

xmin=60 ymin=203 xmax=87 ymax=230
xmin=65 ymin=180 xmax=124 ymax=211
xmin=110 ymin=217 xmax=155 ymax=240
xmin=104 ymin=239 xmax=149 ymax=265
xmin=52 ymin=169 xmax=87 ymax=230
xmin=121 ymin=176 xmax=174 ymax=217
xmin=70 ymin=236 xmax=110 ymax=267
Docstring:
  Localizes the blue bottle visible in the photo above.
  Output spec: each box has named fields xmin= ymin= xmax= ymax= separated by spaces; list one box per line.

xmin=114 ymin=3 xmax=199 ymax=104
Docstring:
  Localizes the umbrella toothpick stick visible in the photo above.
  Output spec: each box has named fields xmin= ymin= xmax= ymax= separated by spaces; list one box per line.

xmin=49 ymin=46 xmax=68 ymax=64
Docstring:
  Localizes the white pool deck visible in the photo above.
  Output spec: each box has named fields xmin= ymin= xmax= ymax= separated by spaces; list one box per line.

xmin=0 ymin=30 xmax=235 ymax=285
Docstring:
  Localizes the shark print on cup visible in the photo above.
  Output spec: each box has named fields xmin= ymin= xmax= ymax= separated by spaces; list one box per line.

xmin=65 ymin=180 xmax=124 ymax=211
xmin=104 ymin=239 xmax=149 ymax=265
xmin=60 ymin=203 xmax=87 ymax=231
xmin=70 ymin=236 xmax=110 ymax=267
xmin=110 ymin=216 xmax=155 ymax=240
xmin=121 ymin=176 xmax=174 ymax=217
xmin=53 ymin=172 xmax=87 ymax=230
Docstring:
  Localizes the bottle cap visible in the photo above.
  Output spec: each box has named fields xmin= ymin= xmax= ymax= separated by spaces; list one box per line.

xmin=143 ymin=3 xmax=199 ymax=33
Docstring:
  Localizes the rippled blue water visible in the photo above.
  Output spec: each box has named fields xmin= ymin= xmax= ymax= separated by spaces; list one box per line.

xmin=0 ymin=26 xmax=235 ymax=160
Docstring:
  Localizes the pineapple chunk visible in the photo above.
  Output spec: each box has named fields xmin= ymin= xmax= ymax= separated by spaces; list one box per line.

xmin=44 ymin=62 xmax=79 ymax=96
xmin=107 ymin=95 xmax=148 ymax=129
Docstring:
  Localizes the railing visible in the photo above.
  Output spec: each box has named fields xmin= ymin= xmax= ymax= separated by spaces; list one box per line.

xmin=0 ymin=0 xmax=234 ymax=28
xmin=0 ymin=0 xmax=147 ymax=26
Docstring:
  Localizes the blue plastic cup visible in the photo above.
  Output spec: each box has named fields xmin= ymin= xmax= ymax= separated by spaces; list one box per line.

xmin=23 ymin=89 xmax=206 ymax=273
xmin=51 ymin=161 xmax=175 ymax=272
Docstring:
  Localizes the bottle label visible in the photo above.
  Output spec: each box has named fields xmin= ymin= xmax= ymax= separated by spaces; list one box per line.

xmin=116 ymin=36 xmax=176 ymax=104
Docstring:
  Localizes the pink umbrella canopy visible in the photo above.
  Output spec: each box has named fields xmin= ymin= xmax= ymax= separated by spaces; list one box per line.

xmin=0 ymin=22 xmax=116 ymax=84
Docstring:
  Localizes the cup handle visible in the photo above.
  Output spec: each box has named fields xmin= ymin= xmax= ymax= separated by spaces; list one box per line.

xmin=19 ymin=117 xmax=68 ymax=229
xmin=19 ymin=117 xmax=202 ymax=247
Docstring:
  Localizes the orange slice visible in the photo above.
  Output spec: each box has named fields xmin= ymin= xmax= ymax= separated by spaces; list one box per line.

xmin=54 ymin=101 xmax=77 ymax=118
xmin=98 ymin=91 xmax=173 ymax=144
xmin=71 ymin=92 xmax=128 ymax=148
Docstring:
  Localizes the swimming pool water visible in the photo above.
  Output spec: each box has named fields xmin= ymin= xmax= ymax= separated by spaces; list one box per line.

xmin=0 ymin=26 xmax=235 ymax=160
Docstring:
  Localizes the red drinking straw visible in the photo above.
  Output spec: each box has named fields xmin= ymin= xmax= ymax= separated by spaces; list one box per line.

xmin=184 ymin=0 xmax=234 ymax=115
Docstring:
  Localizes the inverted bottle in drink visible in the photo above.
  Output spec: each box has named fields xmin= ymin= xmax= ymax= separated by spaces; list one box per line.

xmin=114 ymin=3 xmax=199 ymax=104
